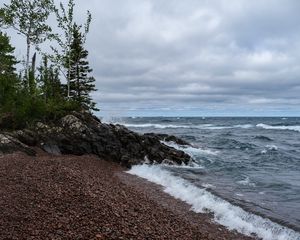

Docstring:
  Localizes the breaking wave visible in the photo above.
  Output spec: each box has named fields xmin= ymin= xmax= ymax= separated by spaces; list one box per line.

xmin=128 ymin=165 xmax=300 ymax=240
xmin=161 ymin=141 xmax=219 ymax=157
xmin=237 ymin=177 xmax=256 ymax=187
xmin=123 ymin=123 xmax=254 ymax=130
xmin=257 ymin=124 xmax=300 ymax=133
xmin=266 ymin=145 xmax=278 ymax=151
xmin=123 ymin=123 xmax=194 ymax=129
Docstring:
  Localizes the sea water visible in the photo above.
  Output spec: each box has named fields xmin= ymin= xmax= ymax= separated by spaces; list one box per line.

xmin=114 ymin=117 xmax=300 ymax=240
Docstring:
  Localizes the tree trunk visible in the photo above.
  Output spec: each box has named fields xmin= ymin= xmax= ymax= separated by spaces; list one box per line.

xmin=29 ymin=52 xmax=36 ymax=95
xmin=67 ymin=37 xmax=71 ymax=99
xmin=67 ymin=58 xmax=71 ymax=98
xmin=26 ymin=36 xmax=31 ymax=87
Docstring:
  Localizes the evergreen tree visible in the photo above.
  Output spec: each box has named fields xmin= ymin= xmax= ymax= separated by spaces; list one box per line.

xmin=0 ymin=31 xmax=17 ymax=75
xmin=52 ymin=0 xmax=91 ymax=98
xmin=68 ymin=24 xmax=97 ymax=111
xmin=0 ymin=0 xmax=98 ymax=129
xmin=0 ymin=31 xmax=19 ymax=112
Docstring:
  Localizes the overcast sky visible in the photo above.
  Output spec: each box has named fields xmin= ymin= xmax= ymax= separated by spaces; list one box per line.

xmin=1 ymin=0 xmax=300 ymax=117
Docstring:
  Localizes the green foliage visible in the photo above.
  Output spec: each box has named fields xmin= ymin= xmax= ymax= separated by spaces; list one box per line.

xmin=38 ymin=56 xmax=64 ymax=102
xmin=0 ymin=32 xmax=19 ymax=113
xmin=52 ymin=0 xmax=92 ymax=98
xmin=68 ymin=24 xmax=98 ymax=111
xmin=0 ymin=0 xmax=98 ymax=130
xmin=0 ymin=0 xmax=54 ymax=44
xmin=0 ymin=31 xmax=17 ymax=73
xmin=0 ymin=0 xmax=55 ymax=82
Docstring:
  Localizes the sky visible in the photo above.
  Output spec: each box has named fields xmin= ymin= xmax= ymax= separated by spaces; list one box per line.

xmin=1 ymin=0 xmax=300 ymax=117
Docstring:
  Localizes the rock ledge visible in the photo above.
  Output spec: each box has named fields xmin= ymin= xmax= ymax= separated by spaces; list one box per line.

xmin=0 ymin=112 xmax=192 ymax=167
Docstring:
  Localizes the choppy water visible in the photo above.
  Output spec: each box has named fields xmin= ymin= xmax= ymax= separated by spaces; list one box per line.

xmin=113 ymin=117 xmax=300 ymax=239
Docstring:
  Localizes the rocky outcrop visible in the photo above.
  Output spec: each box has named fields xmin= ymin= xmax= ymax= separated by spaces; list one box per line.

xmin=143 ymin=133 xmax=190 ymax=146
xmin=0 ymin=133 xmax=36 ymax=156
xmin=1 ymin=112 xmax=192 ymax=167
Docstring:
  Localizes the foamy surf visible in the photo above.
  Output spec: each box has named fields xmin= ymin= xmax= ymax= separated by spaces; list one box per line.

xmin=123 ymin=123 xmax=254 ymax=130
xmin=161 ymin=141 xmax=219 ymax=157
xmin=257 ymin=124 xmax=300 ymax=133
xmin=237 ymin=177 xmax=256 ymax=187
xmin=162 ymin=162 xmax=204 ymax=169
xmin=123 ymin=123 xmax=193 ymax=129
xmin=128 ymin=165 xmax=300 ymax=240
xmin=123 ymin=123 xmax=213 ymax=129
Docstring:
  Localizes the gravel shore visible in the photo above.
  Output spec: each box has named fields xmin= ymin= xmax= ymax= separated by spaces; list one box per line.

xmin=0 ymin=152 xmax=253 ymax=240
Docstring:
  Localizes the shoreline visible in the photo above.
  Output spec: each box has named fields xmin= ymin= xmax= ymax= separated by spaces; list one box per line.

xmin=0 ymin=152 xmax=253 ymax=239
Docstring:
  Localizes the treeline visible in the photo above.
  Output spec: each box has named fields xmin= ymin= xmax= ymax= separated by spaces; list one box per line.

xmin=0 ymin=0 xmax=98 ymax=129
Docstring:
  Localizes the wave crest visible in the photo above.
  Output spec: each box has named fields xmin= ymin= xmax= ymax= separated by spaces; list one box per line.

xmin=257 ymin=124 xmax=300 ymax=132
xmin=161 ymin=141 xmax=219 ymax=157
xmin=123 ymin=123 xmax=254 ymax=130
xmin=128 ymin=165 xmax=300 ymax=240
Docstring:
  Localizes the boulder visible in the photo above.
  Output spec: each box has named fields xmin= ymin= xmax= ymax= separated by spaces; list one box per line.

xmin=0 ymin=133 xmax=36 ymax=156
xmin=143 ymin=133 xmax=190 ymax=146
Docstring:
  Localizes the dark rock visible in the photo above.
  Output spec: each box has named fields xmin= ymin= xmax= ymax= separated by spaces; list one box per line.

xmin=0 ymin=112 xmax=192 ymax=167
xmin=0 ymin=133 xmax=36 ymax=156
xmin=13 ymin=129 xmax=38 ymax=146
xmin=143 ymin=133 xmax=190 ymax=146
xmin=42 ymin=143 xmax=61 ymax=155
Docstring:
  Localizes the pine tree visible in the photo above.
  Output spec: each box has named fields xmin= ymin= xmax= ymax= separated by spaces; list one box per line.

xmin=68 ymin=24 xmax=97 ymax=111
xmin=0 ymin=31 xmax=19 ymax=111
xmin=52 ymin=0 xmax=91 ymax=98
xmin=0 ymin=32 xmax=17 ymax=74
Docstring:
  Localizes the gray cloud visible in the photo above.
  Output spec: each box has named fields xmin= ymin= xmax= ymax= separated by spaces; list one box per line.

xmin=1 ymin=0 xmax=300 ymax=116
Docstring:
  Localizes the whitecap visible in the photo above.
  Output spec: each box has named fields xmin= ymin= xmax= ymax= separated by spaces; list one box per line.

xmin=204 ymin=126 xmax=233 ymax=130
xmin=233 ymin=124 xmax=254 ymax=129
xmin=257 ymin=124 xmax=300 ymax=133
xmin=123 ymin=123 xmax=197 ymax=129
xmin=266 ymin=145 xmax=278 ymax=151
xmin=235 ymin=193 xmax=244 ymax=197
xmin=123 ymin=123 xmax=254 ymax=130
xmin=237 ymin=177 xmax=256 ymax=187
xmin=198 ymin=124 xmax=253 ymax=130
xmin=189 ymin=124 xmax=253 ymax=130
xmin=261 ymin=149 xmax=268 ymax=154
xmin=161 ymin=141 xmax=219 ymax=157
xmin=163 ymin=162 xmax=204 ymax=170
xmin=128 ymin=165 xmax=300 ymax=240
xmin=261 ymin=145 xmax=278 ymax=154
xmin=201 ymin=183 xmax=216 ymax=189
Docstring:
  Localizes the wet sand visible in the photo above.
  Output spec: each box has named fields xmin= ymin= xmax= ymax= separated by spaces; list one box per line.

xmin=0 ymin=152 xmax=253 ymax=239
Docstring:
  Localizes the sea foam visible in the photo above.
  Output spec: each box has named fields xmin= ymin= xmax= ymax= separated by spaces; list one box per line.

xmin=128 ymin=165 xmax=300 ymax=240
xmin=161 ymin=141 xmax=219 ymax=157
xmin=257 ymin=124 xmax=300 ymax=133
xmin=123 ymin=123 xmax=254 ymax=130
xmin=237 ymin=177 xmax=256 ymax=187
xmin=266 ymin=145 xmax=278 ymax=151
xmin=123 ymin=123 xmax=212 ymax=129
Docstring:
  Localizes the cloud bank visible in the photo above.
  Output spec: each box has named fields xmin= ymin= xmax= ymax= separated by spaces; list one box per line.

xmin=2 ymin=0 xmax=300 ymax=116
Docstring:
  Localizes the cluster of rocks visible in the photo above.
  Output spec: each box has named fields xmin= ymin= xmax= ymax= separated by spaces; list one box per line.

xmin=0 ymin=111 xmax=192 ymax=167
